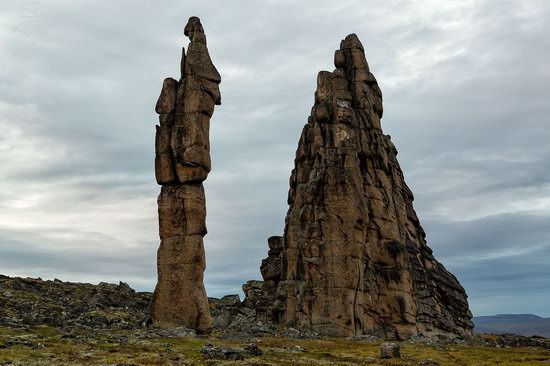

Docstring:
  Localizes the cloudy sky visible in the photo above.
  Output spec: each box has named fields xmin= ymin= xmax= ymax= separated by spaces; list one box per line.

xmin=1 ymin=0 xmax=549 ymax=317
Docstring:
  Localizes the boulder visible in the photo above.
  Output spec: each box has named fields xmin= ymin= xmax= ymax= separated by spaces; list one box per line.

xmin=380 ymin=342 xmax=401 ymax=359
xmin=419 ymin=360 xmax=440 ymax=366
xmin=201 ymin=344 xmax=244 ymax=361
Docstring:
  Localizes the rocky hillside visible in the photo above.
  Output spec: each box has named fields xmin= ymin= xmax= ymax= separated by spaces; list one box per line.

xmin=0 ymin=275 xmax=151 ymax=330
xmin=0 ymin=275 xmax=278 ymax=337
xmin=1 ymin=275 xmax=550 ymax=365
xmin=2 ymin=275 xmax=549 ymax=347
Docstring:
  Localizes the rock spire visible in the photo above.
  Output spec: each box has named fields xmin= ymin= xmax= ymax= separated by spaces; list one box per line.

xmin=256 ymin=34 xmax=473 ymax=339
xmin=151 ymin=16 xmax=221 ymax=334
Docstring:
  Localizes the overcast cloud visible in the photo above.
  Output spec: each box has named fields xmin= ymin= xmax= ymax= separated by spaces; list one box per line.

xmin=1 ymin=0 xmax=549 ymax=317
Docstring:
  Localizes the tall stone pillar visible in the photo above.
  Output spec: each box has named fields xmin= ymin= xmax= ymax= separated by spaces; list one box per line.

xmin=151 ymin=16 xmax=221 ymax=334
xmin=258 ymin=34 xmax=473 ymax=339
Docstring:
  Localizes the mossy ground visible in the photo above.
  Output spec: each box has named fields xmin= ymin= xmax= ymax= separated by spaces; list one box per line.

xmin=1 ymin=326 xmax=549 ymax=365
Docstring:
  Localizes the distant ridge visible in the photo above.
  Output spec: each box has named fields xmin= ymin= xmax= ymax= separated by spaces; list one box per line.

xmin=474 ymin=314 xmax=550 ymax=337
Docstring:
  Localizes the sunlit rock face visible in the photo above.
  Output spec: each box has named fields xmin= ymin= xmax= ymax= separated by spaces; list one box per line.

xmin=151 ymin=16 xmax=221 ymax=335
xmin=257 ymin=34 xmax=473 ymax=339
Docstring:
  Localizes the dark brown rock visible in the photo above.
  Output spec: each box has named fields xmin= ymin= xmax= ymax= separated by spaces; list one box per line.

xmin=260 ymin=236 xmax=282 ymax=282
xmin=159 ymin=113 xmax=175 ymax=127
xmin=151 ymin=16 xmax=221 ymax=334
xmin=155 ymin=154 xmax=175 ymax=184
xmin=253 ymin=34 xmax=473 ymax=339
xmin=157 ymin=185 xmax=206 ymax=239
xmin=155 ymin=78 xmax=178 ymax=114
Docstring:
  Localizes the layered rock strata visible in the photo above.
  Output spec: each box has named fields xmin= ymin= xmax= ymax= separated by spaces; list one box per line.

xmin=255 ymin=34 xmax=473 ymax=339
xmin=151 ymin=16 xmax=221 ymax=334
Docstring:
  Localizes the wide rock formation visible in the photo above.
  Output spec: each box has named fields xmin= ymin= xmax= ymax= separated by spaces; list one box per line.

xmin=151 ymin=16 xmax=221 ymax=334
xmin=253 ymin=34 xmax=473 ymax=339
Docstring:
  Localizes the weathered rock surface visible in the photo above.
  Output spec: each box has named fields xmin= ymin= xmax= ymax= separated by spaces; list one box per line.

xmin=151 ymin=16 xmax=221 ymax=334
xmin=201 ymin=344 xmax=245 ymax=360
xmin=252 ymin=34 xmax=473 ymax=339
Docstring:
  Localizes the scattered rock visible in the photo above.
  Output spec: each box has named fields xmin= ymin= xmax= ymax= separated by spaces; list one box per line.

xmin=495 ymin=333 xmax=550 ymax=349
xmin=282 ymin=327 xmax=300 ymax=338
xmin=219 ymin=294 xmax=241 ymax=308
xmin=279 ymin=345 xmax=307 ymax=353
xmin=32 ymin=342 xmax=45 ymax=350
xmin=419 ymin=360 xmax=440 ymax=366
xmin=347 ymin=334 xmax=381 ymax=343
xmin=211 ymin=312 xmax=232 ymax=329
xmin=244 ymin=343 xmax=263 ymax=356
xmin=380 ymin=342 xmax=401 ymax=359
xmin=294 ymin=345 xmax=307 ymax=353
xmin=407 ymin=335 xmax=442 ymax=346
xmin=149 ymin=326 xmax=196 ymax=338
xmin=280 ymin=345 xmax=307 ymax=353
xmin=3 ymin=338 xmax=34 ymax=348
xmin=282 ymin=327 xmax=319 ymax=339
xmin=209 ymin=295 xmax=250 ymax=331
xmin=225 ymin=314 xmax=275 ymax=337
xmin=201 ymin=343 xmax=244 ymax=360
xmin=239 ymin=307 xmax=256 ymax=318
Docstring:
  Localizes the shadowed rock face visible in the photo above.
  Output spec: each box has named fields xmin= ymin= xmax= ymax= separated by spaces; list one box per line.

xmin=256 ymin=34 xmax=473 ymax=339
xmin=151 ymin=16 xmax=221 ymax=335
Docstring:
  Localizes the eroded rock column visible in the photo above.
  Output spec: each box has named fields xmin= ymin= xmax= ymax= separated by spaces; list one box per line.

xmin=256 ymin=34 xmax=473 ymax=339
xmin=151 ymin=16 xmax=221 ymax=334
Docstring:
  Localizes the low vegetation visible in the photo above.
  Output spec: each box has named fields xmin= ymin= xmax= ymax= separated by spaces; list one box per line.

xmin=2 ymin=276 xmax=549 ymax=365
xmin=1 ymin=325 xmax=549 ymax=365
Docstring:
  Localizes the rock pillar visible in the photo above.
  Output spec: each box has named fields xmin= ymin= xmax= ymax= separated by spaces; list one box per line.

xmin=151 ymin=16 xmax=221 ymax=334
xmin=259 ymin=34 xmax=473 ymax=339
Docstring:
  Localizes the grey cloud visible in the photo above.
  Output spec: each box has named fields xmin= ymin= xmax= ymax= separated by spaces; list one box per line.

xmin=453 ymin=247 xmax=550 ymax=317
xmin=422 ymin=212 xmax=550 ymax=316
xmin=425 ymin=212 xmax=550 ymax=261
xmin=1 ymin=0 xmax=549 ymax=315
xmin=0 ymin=226 xmax=156 ymax=285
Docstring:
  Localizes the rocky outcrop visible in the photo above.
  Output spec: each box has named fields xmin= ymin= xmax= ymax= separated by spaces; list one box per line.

xmin=248 ymin=236 xmax=283 ymax=322
xmin=208 ymin=293 xmax=278 ymax=337
xmin=253 ymin=34 xmax=473 ymax=339
xmin=0 ymin=275 xmax=151 ymax=329
xmin=151 ymin=16 xmax=221 ymax=334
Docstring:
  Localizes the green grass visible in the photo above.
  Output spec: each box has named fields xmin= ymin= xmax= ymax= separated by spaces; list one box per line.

xmin=0 ymin=326 xmax=549 ymax=365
